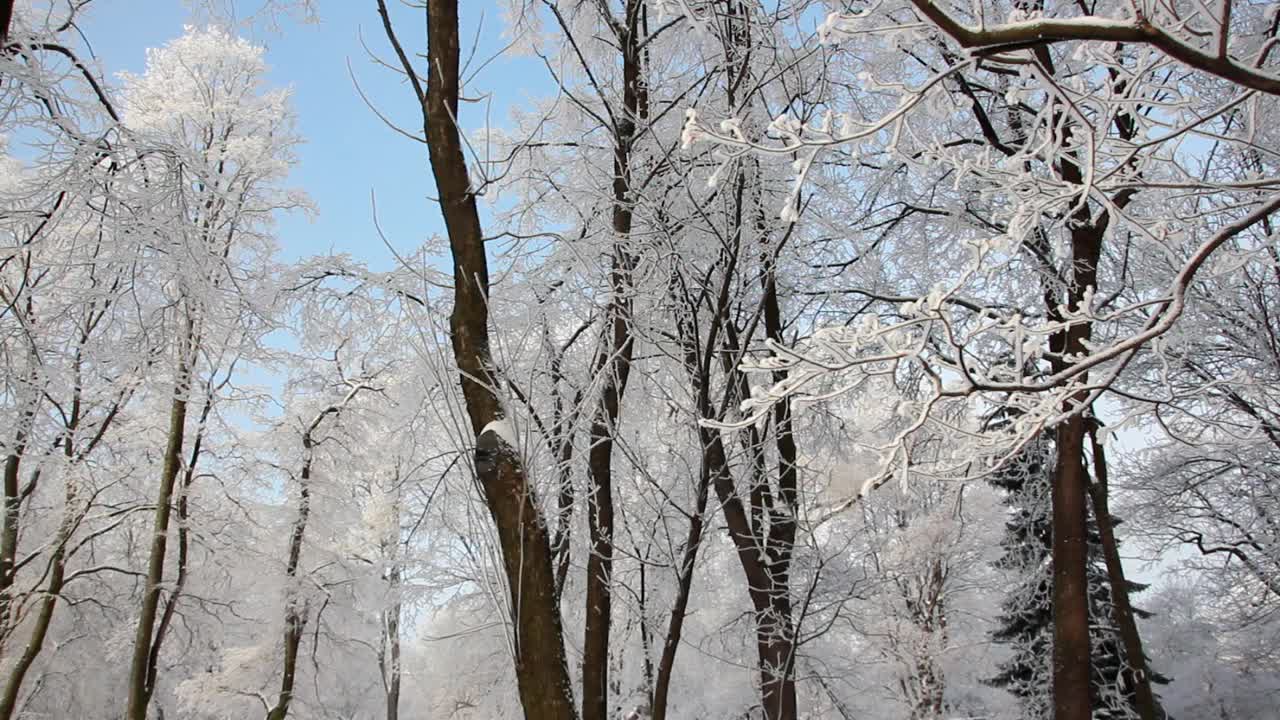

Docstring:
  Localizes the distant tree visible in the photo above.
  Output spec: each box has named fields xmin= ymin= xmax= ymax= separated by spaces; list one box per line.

xmin=116 ymin=25 xmax=302 ymax=720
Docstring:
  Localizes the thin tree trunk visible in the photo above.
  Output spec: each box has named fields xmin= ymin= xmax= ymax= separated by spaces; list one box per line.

xmin=637 ymin=553 xmax=654 ymax=708
xmin=1087 ymin=424 xmax=1164 ymax=720
xmin=582 ymin=0 xmax=646 ymax=714
xmin=263 ymin=449 xmax=312 ymax=720
xmin=0 ymin=537 xmax=65 ymax=720
xmin=0 ymin=493 xmax=71 ymax=720
xmin=651 ymin=313 xmax=720 ymax=720
xmin=141 ymin=384 xmax=212 ymax=710
xmin=381 ymin=565 xmax=402 ymax=720
xmin=265 ymin=385 xmax=367 ymax=720
xmin=0 ymin=303 xmax=128 ymax=717
xmin=377 ymin=3 xmax=577 ymax=718
xmin=649 ymin=453 xmax=711 ymax=720
xmin=0 ymin=367 xmax=40 ymax=640
xmin=125 ymin=317 xmax=194 ymax=720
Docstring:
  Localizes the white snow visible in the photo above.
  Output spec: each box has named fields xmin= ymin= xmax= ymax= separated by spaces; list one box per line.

xmin=481 ymin=417 xmax=517 ymax=446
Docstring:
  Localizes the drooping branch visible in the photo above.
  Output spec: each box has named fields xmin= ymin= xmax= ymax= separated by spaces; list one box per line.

xmin=903 ymin=0 xmax=1280 ymax=95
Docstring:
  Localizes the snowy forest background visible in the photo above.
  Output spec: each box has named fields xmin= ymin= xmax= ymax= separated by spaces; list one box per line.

xmin=2 ymin=0 xmax=1279 ymax=718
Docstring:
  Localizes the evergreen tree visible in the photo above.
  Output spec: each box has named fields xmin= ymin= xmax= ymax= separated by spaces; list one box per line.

xmin=986 ymin=433 xmax=1167 ymax=718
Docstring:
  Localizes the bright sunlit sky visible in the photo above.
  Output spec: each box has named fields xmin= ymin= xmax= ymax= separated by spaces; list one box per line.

xmin=77 ymin=0 xmax=542 ymax=268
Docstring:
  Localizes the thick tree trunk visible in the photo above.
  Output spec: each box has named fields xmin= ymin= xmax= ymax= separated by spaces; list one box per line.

xmin=0 ymin=0 xmax=14 ymax=46
xmin=0 ymin=452 xmax=22 ymax=638
xmin=1051 ymin=417 xmax=1091 ymax=720
xmin=760 ymin=203 xmax=799 ymax=720
xmin=1087 ymin=425 xmax=1164 ymax=720
xmin=1047 ymin=92 xmax=1106 ymax=717
xmin=377 ymin=2 xmax=576 ymax=718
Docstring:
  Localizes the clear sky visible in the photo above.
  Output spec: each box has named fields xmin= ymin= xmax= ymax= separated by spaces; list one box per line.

xmin=76 ymin=0 xmax=543 ymax=268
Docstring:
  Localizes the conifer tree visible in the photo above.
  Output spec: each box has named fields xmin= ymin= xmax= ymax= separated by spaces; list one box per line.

xmin=987 ymin=434 xmax=1167 ymax=719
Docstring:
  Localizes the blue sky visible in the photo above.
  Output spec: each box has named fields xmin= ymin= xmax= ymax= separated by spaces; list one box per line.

xmin=77 ymin=0 xmax=544 ymax=268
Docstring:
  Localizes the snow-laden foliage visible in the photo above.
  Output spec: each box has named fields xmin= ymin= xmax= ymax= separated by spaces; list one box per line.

xmin=1 ymin=1 xmax=1278 ymax=719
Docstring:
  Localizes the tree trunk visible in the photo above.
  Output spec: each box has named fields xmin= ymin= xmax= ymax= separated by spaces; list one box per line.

xmin=1052 ymin=416 xmax=1091 ymax=720
xmin=376 ymin=2 xmax=577 ymax=718
xmin=651 ymin=313 xmax=722 ymax=720
xmin=1087 ymin=425 xmax=1165 ymax=720
xmin=649 ymin=450 xmax=711 ymax=720
xmin=1047 ymin=86 xmax=1106 ymax=717
xmin=125 ymin=330 xmax=192 ymax=720
xmin=0 ymin=505 xmax=70 ymax=720
xmin=263 ymin=469 xmax=309 ymax=720
xmin=0 ymin=368 xmax=40 ymax=643
xmin=0 ymin=452 xmax=22 ymax=639
xmin=381 ymin=565 xmax=402 ymax=720
xmin=264 ymin=386 xmax=368 ymax=720
xmin=0 ymin=0 xmax=14 ymax=46
xmin=582 ymin=1 xmax=646 ymax=715
xmin=142 ymin=387 xmax=212 ymax=710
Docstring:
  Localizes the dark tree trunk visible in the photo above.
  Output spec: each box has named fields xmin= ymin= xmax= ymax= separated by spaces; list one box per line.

xmin=1087 ymin=425 xmax=1164 ymax=720
xmin=1051 ymin=416 xmax=1092 ymax=720
xmin=1045 ymin=72 xmax=1107 ymax=715
xmin=0 ymin=450 xmax=24 ymax=638
xmin=125 ymin=325 xmax=193 ymax=720
xmin=377 ymin=2 xmax=577 ymax=718
xmin=0 ymin=0 xmax=14 ymax=46
xmin=582 ymin=1 xmax=646 ymax=716
xmin=263 ymin=443 xmax=312 ymax=720
xmin=141 ymin=386 xmax=213 ymax=712
xmin=0 ymin=531 xmax=65 ymax=720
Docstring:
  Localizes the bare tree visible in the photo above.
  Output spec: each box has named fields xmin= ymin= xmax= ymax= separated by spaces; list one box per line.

xmin=376 ymin=2 xmax=577 ymax=718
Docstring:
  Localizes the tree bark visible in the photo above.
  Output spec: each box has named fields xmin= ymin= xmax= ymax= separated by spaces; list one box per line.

xmin=0 ymin=451 xmax=24 ymax=638
xmin=376 ymin=2 xmax=577 ymax=718
xmin=0 ymin=366 xmax=40 ymax=643
xmin=0 ymin=457 xmax=75 ymax=720
xmin=1087 ymin=424 xmax=1165 ymax=720
xmin=1046 ymin=62 xmax=1107 ymax=716
xmin=0 ymin=0 xmax=14 ymax=46
xmin=1051 ymin=417 xmax=1091 ymax=720
xmin=264 ymin=384 xmax=368 ymax=720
